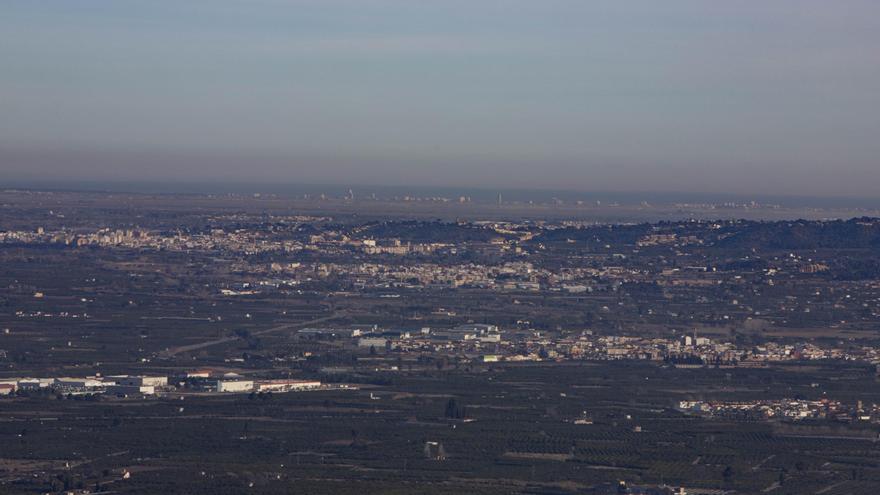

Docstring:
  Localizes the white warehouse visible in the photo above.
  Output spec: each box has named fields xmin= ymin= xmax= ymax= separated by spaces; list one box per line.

xmin=217 ymin=380 xmax=254 ymax=393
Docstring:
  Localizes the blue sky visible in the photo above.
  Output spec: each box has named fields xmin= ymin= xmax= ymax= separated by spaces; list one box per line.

xmin=2 ymin=1 xmax=879 ymax=196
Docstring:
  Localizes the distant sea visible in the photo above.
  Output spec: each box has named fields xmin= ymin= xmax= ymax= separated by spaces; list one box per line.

xmin=3 ymin=180 xmax=879 ymax=210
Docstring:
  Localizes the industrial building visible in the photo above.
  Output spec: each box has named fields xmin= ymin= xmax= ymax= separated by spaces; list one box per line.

xmin=216 ymin=380 xmax=255 ymax=393
xmin=255 ymin=379 xmax=321 ymax=392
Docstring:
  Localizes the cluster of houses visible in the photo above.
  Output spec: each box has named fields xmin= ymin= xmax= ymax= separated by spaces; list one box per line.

xmin=298 ymin=323 xmax=503 ymax=352
xmin=355 ymin=324 xmax=502 ymax=350
xmin=297 ymin=323 xmax=880 ymax=370
xmin=679 ymin=398 xmax=879 ymax=423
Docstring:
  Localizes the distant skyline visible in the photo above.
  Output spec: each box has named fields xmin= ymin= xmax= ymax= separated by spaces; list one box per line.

xmin=2 ymin=1 xmax=879 ymax=198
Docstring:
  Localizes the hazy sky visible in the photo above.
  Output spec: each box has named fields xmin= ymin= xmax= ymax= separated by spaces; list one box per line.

xmin=2 ymin=1 xmax=879 ymax=196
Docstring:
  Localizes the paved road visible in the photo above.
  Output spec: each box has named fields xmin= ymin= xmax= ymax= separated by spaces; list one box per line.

xmin=158 ymin=312 xmax=342 ymax=358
